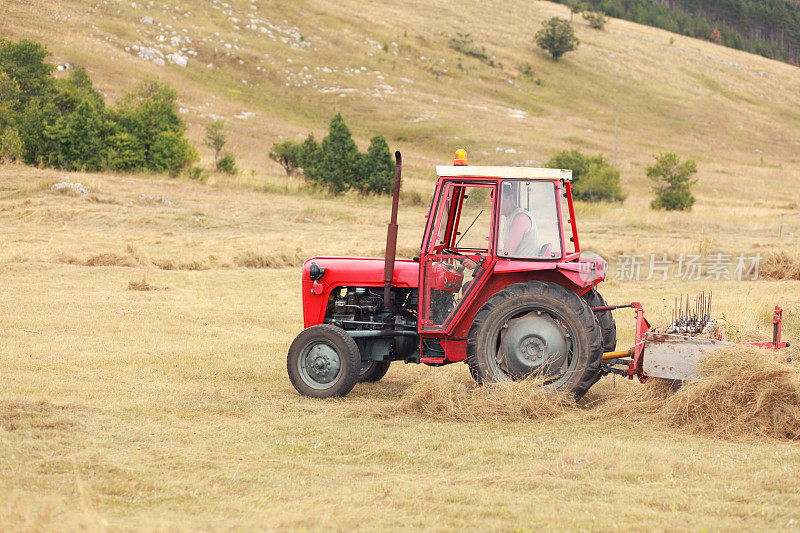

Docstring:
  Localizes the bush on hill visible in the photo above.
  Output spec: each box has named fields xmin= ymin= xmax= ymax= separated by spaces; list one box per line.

xmin=0 ymin=38 xmax=197 ymax=175
xmin=546 ymin=148 xmax=626 ymax=202
xmin=535 ymin=18 xmax=580 ymax=61
xmin=647 ymin=152 xmax=697 ymax=211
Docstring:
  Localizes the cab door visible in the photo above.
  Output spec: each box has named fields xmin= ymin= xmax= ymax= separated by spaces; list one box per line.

xmin=418 ymin=181 xmax=496 ymax=332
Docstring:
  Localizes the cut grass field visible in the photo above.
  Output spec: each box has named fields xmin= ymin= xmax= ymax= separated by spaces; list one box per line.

xmin=2 ymin=0 xmax=800 ymax=528
xmin=1 ymin=167 xmax=799 ymax=530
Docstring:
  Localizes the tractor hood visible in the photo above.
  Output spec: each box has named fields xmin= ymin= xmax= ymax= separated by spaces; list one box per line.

xmin=301 ymin=257 xmax=419 ymax=328
xmin=303 ymin=257 xmax=420 ymax=289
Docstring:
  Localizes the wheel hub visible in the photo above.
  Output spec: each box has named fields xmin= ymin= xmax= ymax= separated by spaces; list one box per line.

xmin=499 ymin=312 xmax=569 ymax=379
xmin=301 ymin=343 xmax=341 ymax=385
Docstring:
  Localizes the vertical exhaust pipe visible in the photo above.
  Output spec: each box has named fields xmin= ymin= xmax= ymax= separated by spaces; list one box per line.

xmin=383 ymin=151 xmax=402 ymax=309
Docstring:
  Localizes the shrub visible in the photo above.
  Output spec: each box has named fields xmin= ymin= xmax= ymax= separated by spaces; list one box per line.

xmin=449 ymin=32 xmax=491 ymax=64
xmin=187 ymin=167 xmax=206 ymax=181
xmin=269 ymin=140 xmax=303 ymax=176
xmin=0 ymin=127 xmax=22 ymax=163
xmin=112 ymin=80 xmax=196 ymax=173
xmin=647 ymin=152 xmax=697 ymax=211
xmin=217 ymin=151 xmax=238 ymax=175
xmin=535 ymin=17 xmax=580 ymax=61
xmin=204 ymin=119 xmax=226 ymax=167
xmin=0 ymin=39 xmax=53 ymax=108
xmin=151 ymin=129 xmax=198 ymax=176
xmin=567 ymin=0 xmax=588 ymax=21
xmin=400 ymin=190 xmax=424 ymax=207
xmin=583 ymin=11 xmax=608 ymax=29
xmin=578 ymin=162 xmax=625 ymax=201
xmin=1 ymin=39 xmax=199 ymax=175
xmin=546 ymin=148 xmax=625 ymax=202
xmin=107 ymin=131 xmax=146 ymax=171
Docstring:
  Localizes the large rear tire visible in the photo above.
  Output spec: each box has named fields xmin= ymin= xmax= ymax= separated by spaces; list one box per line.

xmin=467 ymin=281 xmax=603 ymax=400
xmin=581 ymin=288 xmax=617 ymax=352
xmin=287 ymin=325 xmax=360 ymax=398
xmin=358 ymin=360 xmax=391 ymax=383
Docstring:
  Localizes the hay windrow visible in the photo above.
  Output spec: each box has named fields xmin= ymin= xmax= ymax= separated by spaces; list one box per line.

xmin=398 ymin=347 xmax=800 ymax=440
xmin=761 ymin=249 xmax=800 ymax=280
xmin=397 ymin=372 xmax=574 ymax=422
xmin=593 ymin=346 xmax=800 ymax=440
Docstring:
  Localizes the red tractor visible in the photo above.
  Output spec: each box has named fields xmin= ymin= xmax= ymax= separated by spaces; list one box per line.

xmin=287 ymin=150 xmax=616 ymax=399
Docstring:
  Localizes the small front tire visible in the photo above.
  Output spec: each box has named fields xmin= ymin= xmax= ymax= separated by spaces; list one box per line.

xmin=287 ymin=325 xmax=361 ymax=398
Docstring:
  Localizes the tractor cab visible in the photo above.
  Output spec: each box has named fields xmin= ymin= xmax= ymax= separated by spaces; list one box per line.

xmin=418 ymin=154 xmax=586 ymax=335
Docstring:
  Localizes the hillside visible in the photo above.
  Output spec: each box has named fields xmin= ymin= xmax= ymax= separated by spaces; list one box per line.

xmin=3 ymin=0 xmax=800 ymax=204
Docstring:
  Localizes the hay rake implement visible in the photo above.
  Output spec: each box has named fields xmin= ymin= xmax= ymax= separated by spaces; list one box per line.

xmin=597 ymin=293 xmax=791 ymax=383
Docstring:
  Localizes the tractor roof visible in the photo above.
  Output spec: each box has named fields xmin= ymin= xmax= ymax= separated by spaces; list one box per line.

xmin=435 ymin=166 xmax=572 ymax=181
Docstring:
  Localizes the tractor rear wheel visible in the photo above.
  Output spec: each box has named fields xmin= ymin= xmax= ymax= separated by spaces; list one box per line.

xmin=467 ymin=281 xmax=603 ymax=400
xmin=581 ymin=288 xmax=617 ymax=352
xmin=287 ymin=325 xmax=361 ymax=398
xmin=358 ymin=360 xmax=391 ymax=383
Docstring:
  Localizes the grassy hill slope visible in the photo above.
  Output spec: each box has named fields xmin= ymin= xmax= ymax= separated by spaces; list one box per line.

xmin=3 ymin=0 xmax=800 ymax=203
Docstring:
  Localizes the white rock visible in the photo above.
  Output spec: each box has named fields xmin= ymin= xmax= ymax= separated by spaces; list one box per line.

xmin=51 ymin=178 xmax=89 ymax=195
xmin=167 ymin=53 xmax=188 ymax=67
xmin=141 ymin=16 xmax=154 ymax=24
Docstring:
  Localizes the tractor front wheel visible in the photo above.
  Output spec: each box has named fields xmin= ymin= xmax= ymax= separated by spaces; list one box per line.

xmin=467 ymin=281 xmax=603 ymax=400
xmin=358 ymin=360 xmax=391 ymax=383
xmin=287 ymin=325 xmax=361 ymax=398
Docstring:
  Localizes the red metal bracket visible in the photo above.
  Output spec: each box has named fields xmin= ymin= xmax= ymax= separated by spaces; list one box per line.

xmin=744 ymin=306 xmax=789 ymax=350
xmin=627 ymin=302 xmax=651 ymax=382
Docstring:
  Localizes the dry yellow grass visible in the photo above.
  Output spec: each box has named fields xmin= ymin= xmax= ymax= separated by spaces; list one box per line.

xmin=1 ymin=166 xmax=799 ymax=530
xmin=1 ymin=0 xmax=800 ymax=528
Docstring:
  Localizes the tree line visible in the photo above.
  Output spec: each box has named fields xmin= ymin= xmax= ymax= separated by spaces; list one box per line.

xmin=269 ymin=113 xmax=396 ymax=196
xmin=0 ymin=39 xmax=197 ymax=173
xmin=554 ymin=0 xmax=800 ymax=64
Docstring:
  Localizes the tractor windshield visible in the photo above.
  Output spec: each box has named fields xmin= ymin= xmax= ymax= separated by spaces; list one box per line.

xmin=497 ymin=180 xmax=562 ymax=259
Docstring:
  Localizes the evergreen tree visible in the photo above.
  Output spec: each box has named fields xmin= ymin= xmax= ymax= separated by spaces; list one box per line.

xmin=647 ymin=152 xmax=697 ymax=211
xmin=356 ymin=135 xmax=395 ymax=195
xmin=299 ymin=133 xmax=321 ymax=181
xmin=315 ymin=113 xmax=360 ymax=195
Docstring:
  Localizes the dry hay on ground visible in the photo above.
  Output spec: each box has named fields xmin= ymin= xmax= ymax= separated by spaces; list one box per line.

xmin=127 ymin=275 xmax=165 ymax=291
xmin=594 ymin=346 xmax=800 ymax=441
xmin=233 ymin=250 xmax=304 ymax=269
xmin=399 ymin=347 xmax=800 ymax=440
xmin=397 ymin=372 xmax=573 ymax=422
xmin=761 ymin=249 xmax=800 ymax=280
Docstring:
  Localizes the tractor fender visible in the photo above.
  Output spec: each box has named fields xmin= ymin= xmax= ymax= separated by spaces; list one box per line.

xmin=447 ymin=266 xmax=601 ymax=344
